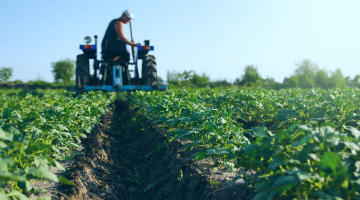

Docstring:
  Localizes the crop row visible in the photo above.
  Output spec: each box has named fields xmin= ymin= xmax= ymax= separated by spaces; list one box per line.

xmin=0 ymin=89 xmax=110 ymax=200
xmin=130 ymin=88 xmax=360 ymax=200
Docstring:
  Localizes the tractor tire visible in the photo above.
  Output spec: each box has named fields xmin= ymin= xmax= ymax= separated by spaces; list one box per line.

xmin=76 ymin=54 xmax=90 ymax=86
xmin=142 ymin=55 xmax=157 ymax=87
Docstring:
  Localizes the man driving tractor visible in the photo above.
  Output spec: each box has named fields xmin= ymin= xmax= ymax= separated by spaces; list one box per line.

xmin=101 ymin=9 xmax=141 ymax=55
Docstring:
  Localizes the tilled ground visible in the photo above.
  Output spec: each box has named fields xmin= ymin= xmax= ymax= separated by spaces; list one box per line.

xmin=53 ymin=100 xmax=253 ymax=200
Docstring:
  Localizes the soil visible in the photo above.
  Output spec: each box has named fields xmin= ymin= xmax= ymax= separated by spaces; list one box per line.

xmin=42 ymin=100 xmax=255 ymax=200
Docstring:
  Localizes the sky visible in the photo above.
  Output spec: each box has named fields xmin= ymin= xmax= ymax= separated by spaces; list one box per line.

xmin=1 ymin=0 xmax=359 ymax=83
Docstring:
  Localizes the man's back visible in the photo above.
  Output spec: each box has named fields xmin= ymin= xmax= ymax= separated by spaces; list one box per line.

xmin=101 ymin=19 xmax=120 ymax=51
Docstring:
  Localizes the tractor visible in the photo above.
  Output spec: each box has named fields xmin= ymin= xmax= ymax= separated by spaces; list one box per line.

xmin=70 ymin=22 xmax=167 ymax=97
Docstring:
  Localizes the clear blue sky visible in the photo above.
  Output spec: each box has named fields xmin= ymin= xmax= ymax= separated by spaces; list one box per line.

xmin=1 ymin=0 xmax=359 ymax=83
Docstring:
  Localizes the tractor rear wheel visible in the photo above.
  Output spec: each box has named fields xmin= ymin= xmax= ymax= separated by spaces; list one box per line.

xmin=76 ymin=54 xmax=90 ymax=86
xmin=142 ymin=55 xmax=157 ymax=87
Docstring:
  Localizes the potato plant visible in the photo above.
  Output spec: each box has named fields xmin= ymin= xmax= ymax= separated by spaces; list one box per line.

xmin=130 ymin=88 xmax=360 ymax=199
xmin=0 ymin=89 xmax=110 ymax=199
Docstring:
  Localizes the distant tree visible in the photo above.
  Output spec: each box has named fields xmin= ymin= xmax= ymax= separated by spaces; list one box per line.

xmin=157 ymin=76 xmax=164 ymax=84
xmin=328 ymin=68 xmax=345 ymax=88
xmin=241 ymin=65 xmax=261 ymax=85
xmin=51 ymin=59 xmax=75 ymax=83
xmin=283 ymin=75 xmax=299 ymax=88
xmin=354 ymin=75 xmax=360 ymax=83
xmin=234 ymin=78 xmax=242 ymax=85
xmin=314 ymin=69 xmax=329 ymax=88
xmin=298 ymin=74 xmax=315 ymax=88
xmin=344 ymin=76 xmax=351 ymax=86
xmin=166 ymin=70 xmax=210 ymax=86
xmin=294 ymin=59 xmax=318 ymax=79
xmin=190 ymin=72 xmax=210 ymax=85
xmin=0 ymin=67 xmax=13 ymax=82
xmin=352 ymin=75 xmax=360 ymax=88
xmin=167 ymin=70 xmax=182 ymax=85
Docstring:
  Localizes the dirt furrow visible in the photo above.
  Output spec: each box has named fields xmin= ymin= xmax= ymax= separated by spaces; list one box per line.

xmin=54 ymin=100 xmax=253 ymax=200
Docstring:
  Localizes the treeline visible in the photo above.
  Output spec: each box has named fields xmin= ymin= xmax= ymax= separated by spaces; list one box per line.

xmin=0 ymin=59 xmax=75 ymax=88
xmin=167 ymin=59 xmax=360 ymax=89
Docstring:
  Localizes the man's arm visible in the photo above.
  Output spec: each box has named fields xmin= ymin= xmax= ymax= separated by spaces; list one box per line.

xmin=114 ymin=21 xmax=140 ymax=47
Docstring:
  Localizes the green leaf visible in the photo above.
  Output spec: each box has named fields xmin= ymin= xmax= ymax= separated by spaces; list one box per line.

xmin=58 ymin=176 xmax=75 ymax=185
xmin=31 ymin=127 xmax=43 ymax=139
xmin=90 ymin=107 xmax=98 ymax=116
xmin=26 ymin=112 xmax=40 ymax=120
xmin=357 ymin=193 xmax=360 ymax=200
xmin=26 ymin=167 xmax=58 ymax=182
xmin=195 ymin=151 xmax=209 ymax=161
xmin=220 ymin=117 xmax=227 ymax=124
xmin=256 ymin=182 xmax=271 ymax=192
xmin=38 ymin=196 xmax=52 ymax=200
xmin=59 ymin=132 xmax=71 ymax=138
xmin=244 ymin=144 xmax=259 ymax=157
xmin=0 ymin=141 xmax=7 ymax=148
xmin=274 ymin=129 xmax=286 ymax=139
xmin=251 ymin=127 xmax=270 ymax=138
xmin=38 ymin=143 xmax=52 ymax=151
xmin=224 ymin=162 xmax=236 ymax=171
xmin=266 ymin=190 xmax=278 ymax=200
xmin=320 ymin=122 xmax=337 ymax=129
xmin=206 ymin=148 xmax=231 ymax=155
xmin=320 ymin=152 xmax=341 ymax=173
xmin=64 ymin=107 xmax=71 ymax=117
xmin=56 ymin=124 xmax=68 ymax=131
xmin=253 ymin=191 xmax=269 ymax=200
xmin=288 ymin=121 xmax=300 ymax=131
xmin=347 ymin=126 xmax=360 ymax=139
xmin=355 ymin=161 xmax=360 ymax=173
xmin=3 ymin=108 xmax=13 ymax=119
xmin=0 ymin=127 xmax=13 ymax=141
xmin=313 ymin=111 xmax=325 ymax=119
xmin=273 ymin=175 xmax=298 ymax=192
xmin=0 ymin=173 xmax=25 ymax=181
xmin=344 ymin=141 xmax=360 ymax=151
xmin=291 ymin=135 xmax=311 ymax=147
xmin=6 ymin=190 xmax=28 ymax=200
xmin=296 ymin=171 xmax=324 ymax=182
xmin=181 ymin=108 xmax=190 ymax=117
xmin=47 ymin=158 xmax=65 ymax=171
xmin=36 ymin=188 xmax=48 ymax=193
xmin=8 ymin=126 xmax=21 ymax=141
xmin=0 ymin=157 xmax=13 ymax=171
xmin=0 ymin=191 xmax=10 ymax=200
xmin=84 ymin=126 xmax=92 ymax=134
xmin=35 ymin=157 xmax=50 ymax=170
xmin=17 ymin=180 xmax=32 ymax=192
xmin=313 ymin=191 xmax=333 ymax=200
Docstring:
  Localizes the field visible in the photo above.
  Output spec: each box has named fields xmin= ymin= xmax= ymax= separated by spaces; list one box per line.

xmin=1 ymin=88 xmax=360 ymax=200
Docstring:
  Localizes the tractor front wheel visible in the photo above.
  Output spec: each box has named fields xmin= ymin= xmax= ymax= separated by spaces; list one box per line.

xmin=76 ymin=54 xmax=90 ymax=86
xmin=142 ymin=55 xmax=157 ymax=87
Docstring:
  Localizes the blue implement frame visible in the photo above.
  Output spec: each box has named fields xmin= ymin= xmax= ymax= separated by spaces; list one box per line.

xmin=74 ymin=39 xmax=167 ymax=93
xmin=70 ymin=64 xmax=168 ymax=92
xmin=71 ymin=85 xmax=168 ymax=92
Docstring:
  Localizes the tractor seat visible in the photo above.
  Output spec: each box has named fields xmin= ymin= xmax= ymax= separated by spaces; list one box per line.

xmin=103 ymin=40 xmax=129 ymax=60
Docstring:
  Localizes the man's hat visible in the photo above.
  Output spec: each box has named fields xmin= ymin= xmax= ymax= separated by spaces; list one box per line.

xmin=123 ymin=9 xmax=134 ymax=20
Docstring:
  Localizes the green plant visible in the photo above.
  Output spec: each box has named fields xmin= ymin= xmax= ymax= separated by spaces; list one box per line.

xmin=125 ymin=168 xmax=141 ymax=185
xmin=129 ymin=87 xmax=360 ymax=199
xmin=0 ymin=89 xmax=110 ymax=198
xmin=176 ymin=170 xmax=184 ymax=189
xmin=210 ymin=180 xmax=224 ymax=188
